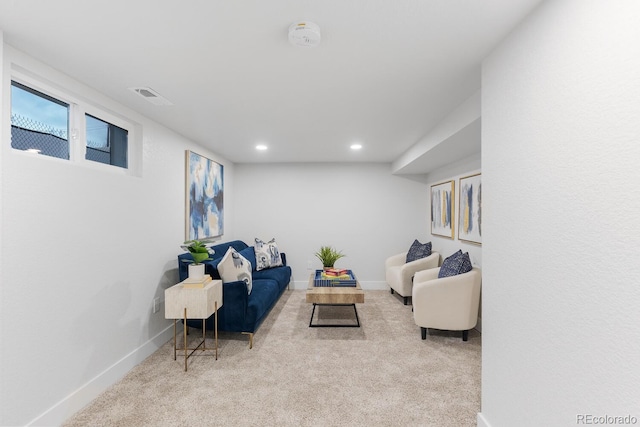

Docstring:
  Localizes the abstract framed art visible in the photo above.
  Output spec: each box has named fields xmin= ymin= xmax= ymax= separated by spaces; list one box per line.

xmin=185 ymin=150 xmax=224 ymax=240
xmin=458 ymin=173 xmax=482 ymax=245
xmin=430 ymin=180 xmax=455 ymax=239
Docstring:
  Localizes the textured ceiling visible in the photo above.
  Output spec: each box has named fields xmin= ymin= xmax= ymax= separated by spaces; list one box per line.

xmin=0 ymin=0 xmax=542 ymax=164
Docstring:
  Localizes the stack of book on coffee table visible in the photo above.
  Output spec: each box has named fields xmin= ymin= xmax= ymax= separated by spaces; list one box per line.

xmin=314 ymin=269 xmax=357 ymax=287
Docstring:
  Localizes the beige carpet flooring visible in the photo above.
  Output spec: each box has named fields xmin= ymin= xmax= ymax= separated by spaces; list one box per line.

xmin=64 ymin=290 xmax=481 ymax=427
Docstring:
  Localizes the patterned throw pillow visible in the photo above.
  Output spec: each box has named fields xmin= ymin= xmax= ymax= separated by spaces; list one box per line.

xmin=438 ymin=250 xmax=463 ymax=278
xmin=218 ymin=247 xmax=253 ymax=294
xmin=459 ymin=252 xmax=473 ymax=275
xmin=405 ymin=239 xmax=432 ymax=263
xmin=438 ymin=250 xmax=473 ymax=278
xmin=254 ymin=238 xmax=284 ymax=271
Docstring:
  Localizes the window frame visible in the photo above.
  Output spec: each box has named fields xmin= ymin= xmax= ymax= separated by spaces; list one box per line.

xmin=10 ymin=75 xmax=75 ymax=160
xmin=81 ymin=105 xmax=131 ymax=169
xmin=9 ymin=68 xmax=139 ymax=175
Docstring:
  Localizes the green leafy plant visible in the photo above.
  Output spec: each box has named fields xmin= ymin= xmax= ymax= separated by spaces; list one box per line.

xmin=181 ymin=240 xmax=214 ymax=265
xmin=314 ymin=246 xmax=345 ymax=268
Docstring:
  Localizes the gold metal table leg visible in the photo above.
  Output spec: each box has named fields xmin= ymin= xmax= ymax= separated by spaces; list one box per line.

xmin=214 ymin=301 xmax=218 ymax=360
xmin=173 ymin=319 xmax=177 ymax=360
xmin=183 ymin=307 xmax=188 ymax=372
xmin=173 ymin=302 xmax=221 ymax=370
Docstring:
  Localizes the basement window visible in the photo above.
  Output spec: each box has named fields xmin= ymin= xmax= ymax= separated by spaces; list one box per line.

xmin=10 ymin=76 xmax=135 ymax=172
xmin=85 ymin=114 xmax=128 ymax=169
xmin=10 ymin=81 xmax=70 ymax=159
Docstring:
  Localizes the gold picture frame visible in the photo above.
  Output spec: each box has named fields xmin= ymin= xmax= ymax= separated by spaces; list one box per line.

xmin=430 ymin=180 xmax=455 ymax=239
xmin=458 ymin=173 xmax=482 ymax=245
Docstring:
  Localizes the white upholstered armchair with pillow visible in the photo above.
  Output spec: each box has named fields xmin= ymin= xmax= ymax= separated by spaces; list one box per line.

xmin=412 ymin=266 xmax=481 ymax=341
xmin=385 ymin=240 xmax=440 ymax=305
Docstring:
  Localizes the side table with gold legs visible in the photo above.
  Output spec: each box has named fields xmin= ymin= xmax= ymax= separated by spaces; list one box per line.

xmin=165 ymin=279 xmax=223 ymax=371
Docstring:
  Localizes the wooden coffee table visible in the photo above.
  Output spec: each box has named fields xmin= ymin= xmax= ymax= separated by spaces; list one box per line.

xmin=306 ymin=272 xmax=365 ymax=327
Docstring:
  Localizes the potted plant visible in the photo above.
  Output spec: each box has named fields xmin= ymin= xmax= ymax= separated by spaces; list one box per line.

xmin=181 ymin=240 xmax=214 ymax=279
xmin=314 ymin=246 xmax=345 ymax=270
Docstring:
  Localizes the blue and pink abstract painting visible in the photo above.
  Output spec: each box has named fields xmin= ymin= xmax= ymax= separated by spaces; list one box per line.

xmin=431 ymin=180 xmax=455 ymax=239
xmin=186 ymin=150 xmax=224 ymax=240
xmin=458 ymin=173 xmax=482 ymax=245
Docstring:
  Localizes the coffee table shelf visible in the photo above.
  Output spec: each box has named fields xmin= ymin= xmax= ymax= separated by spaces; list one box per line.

xmin=306 ymin=272 xmax=364 ymax=327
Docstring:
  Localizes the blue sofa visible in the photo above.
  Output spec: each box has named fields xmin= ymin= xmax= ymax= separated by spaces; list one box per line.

xmin=177 ymin=240 xmax=291 ymax=348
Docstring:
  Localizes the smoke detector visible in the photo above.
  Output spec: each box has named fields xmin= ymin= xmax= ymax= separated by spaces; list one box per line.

xmin=128 ymin=87 xmax=173 ymax=106
xmin=288 ymin=22 xmax=321 ymax=47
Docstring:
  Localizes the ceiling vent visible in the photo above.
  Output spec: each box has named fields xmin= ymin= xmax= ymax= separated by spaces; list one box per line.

xmin=288 ymin=22 xmax=321 ymax=47
xmin=128 ymin=87 xmax=173 ymax=106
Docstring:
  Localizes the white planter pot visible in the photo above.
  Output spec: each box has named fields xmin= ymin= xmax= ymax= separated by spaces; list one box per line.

xmin=188 ymin=263 xmax=205 ymax=280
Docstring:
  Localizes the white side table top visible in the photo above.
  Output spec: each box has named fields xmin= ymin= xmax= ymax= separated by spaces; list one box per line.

xmin=164 ymin=279 xmax=223 ymax=319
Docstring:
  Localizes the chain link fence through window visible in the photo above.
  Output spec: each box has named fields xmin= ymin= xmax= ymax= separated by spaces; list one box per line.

xmin=11 ymin=113 xmax=69 ymax=159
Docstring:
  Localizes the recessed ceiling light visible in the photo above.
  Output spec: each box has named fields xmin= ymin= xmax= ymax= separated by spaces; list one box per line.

xmin=256 ymin=144 xmax=268 ymax=151
xmin=350 ymin=144 xmax=363 ymax=150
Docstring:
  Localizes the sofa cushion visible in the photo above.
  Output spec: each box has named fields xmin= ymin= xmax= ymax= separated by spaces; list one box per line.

xmin=252 ymin=265 xmax=292 ymax=291
xmin=245 ymin=279 xmax=280 ymax=330
xmin=254 ymin=238 xmax=284 ymax=271
xmin=238 ymin=246 xmax=257 ymax=271
xmin=218 ymin=247 xmax=253 ymax=294
xmin=438 ymin=250 xmax=472 ymax=278
xmin=406 ymin=239 xmax=432 ymax=263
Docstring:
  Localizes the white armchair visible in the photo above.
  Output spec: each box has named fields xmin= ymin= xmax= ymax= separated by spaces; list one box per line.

xmin=412 ymin=267 xmax=481 ymax=341
xmin=385 ymin=251 xmax=440 ymax=305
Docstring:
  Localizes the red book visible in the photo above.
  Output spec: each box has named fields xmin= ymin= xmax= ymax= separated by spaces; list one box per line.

xmin=324 ymin=268 xmax=348 ymax=276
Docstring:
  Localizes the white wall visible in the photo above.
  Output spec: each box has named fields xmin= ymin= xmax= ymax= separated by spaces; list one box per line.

xmin=233 ymin=163 xmax=429 ymax=289
xmin=0 ymin=44 xmax=235 ymax=426
xmin=480 ymin=1 xmax=640 ymax=426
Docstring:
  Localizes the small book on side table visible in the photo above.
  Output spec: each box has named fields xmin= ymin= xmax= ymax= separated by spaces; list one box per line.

xmin=180 ymin=274 xmax=212 ymax=288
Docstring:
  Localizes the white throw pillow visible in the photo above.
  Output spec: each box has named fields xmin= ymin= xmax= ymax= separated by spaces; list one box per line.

xmin=218 ymin=247 xmax=253 ymax=295
xmin=254 ymin=238 xmax=284 ymax=271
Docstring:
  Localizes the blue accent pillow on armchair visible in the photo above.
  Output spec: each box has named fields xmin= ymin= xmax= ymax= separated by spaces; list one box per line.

xmin=405 ymin=239 xmax=432 ymax=263
xmin=459 ymin=252 xmax=472 ymax=275
xmin=438 ymin=250 xmax=472 ymax=278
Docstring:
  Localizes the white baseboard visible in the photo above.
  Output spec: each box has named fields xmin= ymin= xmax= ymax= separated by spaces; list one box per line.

xmin=27 ymin=325 xmax=174 ymax=427
xmin=477 ymin=412 xmax=492 ymax=427
xmin=290 ymin=279 xmax=388 ymax=290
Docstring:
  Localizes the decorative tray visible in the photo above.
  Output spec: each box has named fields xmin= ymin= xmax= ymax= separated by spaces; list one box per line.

xmin=313 ymin=269 xmax=357 ymax=287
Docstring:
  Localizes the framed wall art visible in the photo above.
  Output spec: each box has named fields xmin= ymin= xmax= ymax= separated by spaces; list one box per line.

xmin=458 ymin=173 xmax=482 ymax=245
xmin=430 ymin=180 xmax=455 ymax=239
xmin=185 ymin=150 xmax=224 ymax=240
